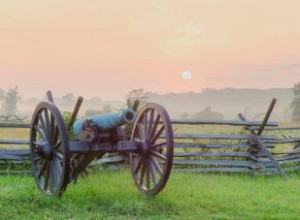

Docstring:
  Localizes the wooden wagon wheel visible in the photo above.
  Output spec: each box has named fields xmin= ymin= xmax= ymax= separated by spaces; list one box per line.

xmin=130 ymin=103 xmax=174 ymax=196
xmin=30 ymin=102 xmax=70 ymax=196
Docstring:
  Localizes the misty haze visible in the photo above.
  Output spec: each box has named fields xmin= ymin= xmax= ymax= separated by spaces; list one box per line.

xmin=10 ymin=87 xmax=293 ymax=122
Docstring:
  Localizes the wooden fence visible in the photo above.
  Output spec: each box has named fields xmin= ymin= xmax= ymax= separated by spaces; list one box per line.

xmin=171 ymin=119 xmax=300 ymax=177
xmin=1 ymin=113 xmax=300 ymax=178
xmin=0 ymin=122 xmax=31 ymax=174
xmin=0 ymin=115 xmax=28 ymax=122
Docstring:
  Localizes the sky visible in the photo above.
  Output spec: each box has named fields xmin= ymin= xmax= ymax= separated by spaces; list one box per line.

xmin=0 ymin=0 xmax=300 ymax=100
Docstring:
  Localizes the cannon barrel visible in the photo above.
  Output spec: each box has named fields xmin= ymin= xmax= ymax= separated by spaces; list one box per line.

xmin=72 ymin=108 xmax=136 ymax=136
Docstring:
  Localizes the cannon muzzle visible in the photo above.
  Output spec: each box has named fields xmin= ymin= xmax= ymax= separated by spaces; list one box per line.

xmin=72 ymin=108 xmax=136 ymax=136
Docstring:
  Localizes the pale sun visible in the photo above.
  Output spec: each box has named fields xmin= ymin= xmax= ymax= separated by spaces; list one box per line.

xmin=181 ymin=71 xmax=192 ymax=80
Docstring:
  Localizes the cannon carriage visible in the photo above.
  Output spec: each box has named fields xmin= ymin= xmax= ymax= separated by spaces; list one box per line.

xmin=29 ymin=91 xmax=174 ymax=197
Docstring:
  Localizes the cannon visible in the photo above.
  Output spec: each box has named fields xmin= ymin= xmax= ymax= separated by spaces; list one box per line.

xmin=29 ymin=91 xmax=174 ymax=197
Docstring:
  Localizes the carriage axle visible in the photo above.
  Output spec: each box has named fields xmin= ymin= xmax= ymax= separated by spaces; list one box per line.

xmin=68 ymin=140 xmax=140 ymax=153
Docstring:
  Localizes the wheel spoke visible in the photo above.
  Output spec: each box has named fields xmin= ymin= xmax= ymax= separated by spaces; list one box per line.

xmin=150 ymin=125 xmax=165 ymax=144
xmin=34 ymin=125 xmax=47 ymax=142
xmin=52 ymin=125 xmax=59 ymax=145
xmin=53 ymin=151 xmax=63 ymax=161
xmin=143 ymin=112 xmax=148 ymax=140
xmin=134 ymin=155 xmax=143 ymax=174
xmin=146 ymin=109 xmax=154 ymax=140
xmin=151 ymin=141 xmax=167 ymax=149
xmin=149 ymin=161 xmax=157 ymax=186
xmin=44 ymin=163 xmax=50 ymax=190
xmin=138 ymin=123 xmax=146 ymax=141
xmin=140 ymin=161 xmax=146 ymax=186
xmin=33 ymin=156 xmax=41 ymax=162
xmin=33 ymin=141 xmax=47 ymax=147
xmin=38 ymin=112 xmax=49 ymax=140
xmin=53 ymin=141 xmax=62 ymax=150
xmin=50 ymin=160 xmax=60 ymax=190
xmin=53 ymin=156 xmax=62 ymax=176
xmin=148 ymin=114 xmax=160 ymax=142
xmin=44 ymin=109 xmax=51 ymax=138
xmin=146 ymin=159 xmax=151 ymax=189
xmin=150 ymin=149 xmax=166 ymax=161
xmin=38 ymin=161 xmax=48 ymax=179
xmin=150 ymin=156 xmax=163 ymax=176
xmin=49 ymin=162 xmax=57 ymax=192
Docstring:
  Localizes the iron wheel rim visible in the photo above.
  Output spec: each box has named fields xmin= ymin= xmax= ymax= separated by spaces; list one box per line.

xmin=130 ymin=103 xmax=174 ymax=196
xmin=30 ymin=102 xmax=70 ymax=197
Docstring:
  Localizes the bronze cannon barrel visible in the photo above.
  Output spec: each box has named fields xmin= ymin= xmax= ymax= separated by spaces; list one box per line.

xmin=72 ymin=108 xmax=136 ymax=136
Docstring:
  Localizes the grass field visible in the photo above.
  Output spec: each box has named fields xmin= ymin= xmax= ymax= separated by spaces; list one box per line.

xmin=1 ymin=122 xmax=300 ymax=219
xmin=1 ymin=170 xmax=300 ymax=220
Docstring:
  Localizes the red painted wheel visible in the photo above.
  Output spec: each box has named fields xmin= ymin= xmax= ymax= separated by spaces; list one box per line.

xmin=130 ymin=103 xmax=174 ymax=196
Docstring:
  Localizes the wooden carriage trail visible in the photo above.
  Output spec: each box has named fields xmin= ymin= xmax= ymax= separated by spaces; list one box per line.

xmin=1 ymin=98 xmax=300 ymax=179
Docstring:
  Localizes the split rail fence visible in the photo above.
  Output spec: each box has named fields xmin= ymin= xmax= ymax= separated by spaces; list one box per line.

xmin=1 ymin=99 xmax=300 ymax=178
xmin=171 ymin=99 xmax=300 ymax=178
xmin=0 ymin=122 xmax=31 ymax=174
xmin=172 ymin=119 xmax=300 ymax=177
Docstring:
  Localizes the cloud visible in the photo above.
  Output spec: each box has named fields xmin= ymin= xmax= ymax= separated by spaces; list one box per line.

xmin=178 ymin=23 xmax=202 ymax=36
xmin=202 ymin=60 xmax=300 ymax=89
xmin=163 ymin=23 xmax=203 ymax=55
xmin=251 ymin=62 xmax=300 ymax=72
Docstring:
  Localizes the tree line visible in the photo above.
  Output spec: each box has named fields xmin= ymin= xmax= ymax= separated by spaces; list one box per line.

xmin=182 ymin=83 xmax=300 ymax=122
xmin=1 ymin=84 xmax=300 ymax=122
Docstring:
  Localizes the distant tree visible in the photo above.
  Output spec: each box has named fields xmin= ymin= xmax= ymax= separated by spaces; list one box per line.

xmin=194 ymin=107 xmax=224 ymax=120
xmin=85 ymin=104 xmax=113 ymax=117
xmin=85 ymin=109 xmax=103 ymax=117
xmin=101 ymin=104 xmax=113 ymax=113
xmin=125 ymin=88 xmax=149 ymax=110
xmin=291 ymin=82 xmax=300 ymax=122
xmin=61 ymin=93 xmax=75 ymax=107
xmin=180 ymin=112 xmax=189 ymax=119
xmin=201 ymin=88 xmax=217 ymax=95
xmin=0 ymin=87 xmax=20 ymax=115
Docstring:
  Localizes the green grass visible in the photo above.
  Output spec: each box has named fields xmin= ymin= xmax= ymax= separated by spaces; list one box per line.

xmin=1 ymin=124 xmax=300 ymax=219
xmin=1 ymin=170 xmax=300 ymax=219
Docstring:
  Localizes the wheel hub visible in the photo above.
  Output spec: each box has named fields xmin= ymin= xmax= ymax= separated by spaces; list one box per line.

xmin=140 ymin=141 xmax=150 ymax=156
xmin=35 ymin=142 xmax=52 ymax=160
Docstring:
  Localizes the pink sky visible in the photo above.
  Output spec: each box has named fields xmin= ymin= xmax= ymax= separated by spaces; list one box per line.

xmin=1 ymin=0 xmax=300 ymax=100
